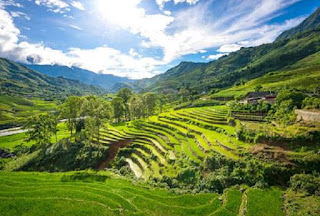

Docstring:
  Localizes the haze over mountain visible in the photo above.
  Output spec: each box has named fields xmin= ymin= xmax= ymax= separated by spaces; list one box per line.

xmin=0 ymin=58 xmax=105 ymax=99
xmin=24 ymin=64 xmax=134 ymax=91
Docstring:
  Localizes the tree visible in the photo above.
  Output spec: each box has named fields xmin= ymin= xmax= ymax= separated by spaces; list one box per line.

xmin=276 ymin=89 xmax=306 ymax=108
xmin=158 ymin=94 xmax=168 ymax=113
xmin=273 ymin=99 xmax=297 ymax=125
xmin=82 ymin=96 xmax=112 ymax=144
xmin=254 ymin=85 xmax=263 ymax=92
xmin=60 ymin=96 xmax=84 ymax=136
xmin=112 ymin=97 xmax=125 ymax=123
xmin=129 ymin=94 xmax=144 ymax=119
xmin=47 ymin=113 xmax=59 ymax=143
xmin=25 ymin=114 xmax=56 ymax=146
xmin=117 ymin=88 xmax=133 ymax=120
xmin=143 ymin=92 xmax=158 ymax=117
xmin=178 ymin=87 xmax=189 ymax=102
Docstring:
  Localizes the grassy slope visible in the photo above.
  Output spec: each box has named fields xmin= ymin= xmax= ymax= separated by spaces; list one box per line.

xmin=133 ymin=26 xmax=320 ymax=94
xmin=0 ymin=95 xmax=58 ymax=128
xmin=0 ymin=123 xmax=70 ymax=150
xmin=214 ymin=50 xmax=320 ymax=98
xmin=284 ymin=189 xmax=320 ymax=216
xmin=246 ymin=187 xmax=284 ymax=216
xmin=0 ymin=171 xmax=285 ymax=216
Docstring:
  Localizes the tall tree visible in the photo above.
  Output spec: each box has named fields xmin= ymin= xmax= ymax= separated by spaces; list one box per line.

xmin=111 ymin=97 xmax=125 ymax=123
xmin=158 ymin=94 xmax=168 ymax=113
xmin=47 ymin=113 xmax=59 ymax=143
xmin=25 ymin=114 xmax=55 ymax=146
xmin=82 ymin=96 xmax=112 ymax=144
xmin=60 ymin=96 xmax=84 ymax=136
xmin=143 ymin=92 xmax=158 ymax=117
xmin=117 ymin=88 xmax=133 ymax=120
xmin=129 ymin=94 xmax=144 ymax=119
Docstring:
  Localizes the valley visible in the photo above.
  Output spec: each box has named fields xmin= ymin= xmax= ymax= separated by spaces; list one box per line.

xmin=1 ymin=2 xmax=320 ymax=216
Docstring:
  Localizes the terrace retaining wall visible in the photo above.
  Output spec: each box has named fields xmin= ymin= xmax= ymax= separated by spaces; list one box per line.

xmin=295 ymin=109 xmax=320 ymax=122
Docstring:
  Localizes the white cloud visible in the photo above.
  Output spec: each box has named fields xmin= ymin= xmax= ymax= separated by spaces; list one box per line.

xmin=156 ymin=0 xmax=200 ymax=9
xmin=69 ymin=24 xmax=82 ymax=31
xmin=207 ymin=53 xmax=226 ymax=60
xmin=0 ymin=0 xmax=307 ymax=79
xmin=10 ymin=11 xmax=30 ymax=20
xmin=218 ymin=44 xmax=241 ymax=53
xmin=70 ymin=1 xmax=85 ymax=11
xmin=129 ymin=48 xmax=141 ymax=58
xmin=174 ymin=0 xmax=200 ymax=5
xmin=156 ymin=0 xmax=171 ymax=10
xmin=0 ymin=0 xmax=23 ymax=8
xmin=35 ymin=0 xmax=69 ymax=13
xmin=0 ymin=4 xmax=165 ymax=79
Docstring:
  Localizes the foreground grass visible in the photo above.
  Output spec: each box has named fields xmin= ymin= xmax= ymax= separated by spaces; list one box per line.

xmin=246 ymin=187 xmax=285 ymax=216
xmin=0 ymin=171 xmax=286 ymax=216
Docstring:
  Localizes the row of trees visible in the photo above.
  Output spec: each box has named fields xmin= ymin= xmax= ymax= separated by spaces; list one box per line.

xmin=25 ymin=88 xmax=171 ymax=146
xmin=26 ymin=96 xmax=111 ymax=146
xmin=111 ymin=88 xmax=168 ymax=122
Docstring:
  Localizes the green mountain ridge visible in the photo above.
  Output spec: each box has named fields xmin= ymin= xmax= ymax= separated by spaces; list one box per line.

xmin=132 ymin=61 xmax=205 ymax=93
xmin=276 ymin=7 xmax=320 ymax=41
xmin=24 ymin=64 xmax=135 ymax=91
xmin=133 ymin=7 xmax=320 ymax=95
xmin=0 ymin=58 xmax=105 ymax=99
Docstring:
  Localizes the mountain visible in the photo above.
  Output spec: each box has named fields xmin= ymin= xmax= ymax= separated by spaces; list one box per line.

xmin=213 ymin=50 xmax=320 ymax=99
xmin=276 ymin=7 xmax=320 ymax=41
xmin=131 ymin=61 xmax=206 ymax=93
xmin=133 ymin=7 xmax=320 ymax=94
xmin=24 ymin=64 xmax=134 ymax=91
xmin=109 ymin=82 xmax=133 ymax=93
xmin=0 ymin=58 xmax=105 ymax=99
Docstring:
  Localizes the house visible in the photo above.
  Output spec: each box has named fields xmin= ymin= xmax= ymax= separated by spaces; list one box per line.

xmin=263 ymin=95 xmax=276 ymax=104
xmin=241 ymin=92 xmax=276 ymax=105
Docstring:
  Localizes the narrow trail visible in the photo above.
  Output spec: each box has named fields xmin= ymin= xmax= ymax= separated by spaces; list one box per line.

xmin=238 ymin=191 xmax=248 ymax=216
xmin=0 ymin=127 xmax=28 ymax=137
xmin=97 ymin=139 xmax=134 ymax=170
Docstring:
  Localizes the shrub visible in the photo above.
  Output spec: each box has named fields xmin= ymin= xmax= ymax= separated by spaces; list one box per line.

xmin=20 ymin=139 xmax=109 ymax=172
xmin=303 ymin=97 xmax=320 ymax=109
xmin=276 ymin=89 xmax=306 ymax=108
xmin=289 ymin=173 xmax=320 ymax=195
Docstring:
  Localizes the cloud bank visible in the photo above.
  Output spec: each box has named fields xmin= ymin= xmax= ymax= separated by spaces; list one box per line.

xmin=0 ymin=0 xmax=305 ymax=79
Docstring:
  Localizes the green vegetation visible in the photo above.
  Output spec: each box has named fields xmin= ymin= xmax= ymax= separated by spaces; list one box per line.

xmin=0 ymin=95 xmax=58 ymax=128
xmin=1 ymin=8 xmax=320 ymax=216
xmin=0 ymin=122 xmax=69 ymax=150
xmin=245 ymin=187 xmax=284 ymax=216
xmin=214 ymin=50 xmax=320 ymax=99
xmin=0 ymin=57 xmax=105 ymax=99
xmin=130 ymin=9 xmax=320 ymax=96
xmin=0 ymin=171 xmax=287 ymax=216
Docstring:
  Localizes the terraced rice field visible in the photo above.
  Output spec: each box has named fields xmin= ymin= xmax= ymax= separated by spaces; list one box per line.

xmin=95 ymin=106 xmax=252 ymax=179
xmin=0 ymin=171 xmax=285 ymax=216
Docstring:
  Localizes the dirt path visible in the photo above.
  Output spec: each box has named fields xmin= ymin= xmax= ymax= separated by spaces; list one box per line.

xmin=0 ymin=127 xmax=29 ymax=137
xmin=97 ymin=139 xmax=134 ymax=170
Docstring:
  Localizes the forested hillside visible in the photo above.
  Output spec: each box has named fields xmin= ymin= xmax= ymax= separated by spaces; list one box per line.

xmin=25 ymin=64 xmax=134 ymax=91
xmin=0 ymin=58 xmax=105 ymax=99
xmin=133 ymin=8 xmax=320 ymax=95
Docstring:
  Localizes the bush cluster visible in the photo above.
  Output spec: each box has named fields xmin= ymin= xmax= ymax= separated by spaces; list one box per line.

xmin=20 ymin=139 xmax=109 ymax=172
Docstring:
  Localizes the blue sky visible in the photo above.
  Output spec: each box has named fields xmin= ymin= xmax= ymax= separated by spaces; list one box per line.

xmin=0 ymin=0 xmax=319 ymax=79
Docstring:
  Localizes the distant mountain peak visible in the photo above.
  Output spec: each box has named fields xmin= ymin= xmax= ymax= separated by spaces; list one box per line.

xmin=276 ymin=7 xmax=320 ymax=41
xmin=24 ymin=64 xmax=135 ymax=91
